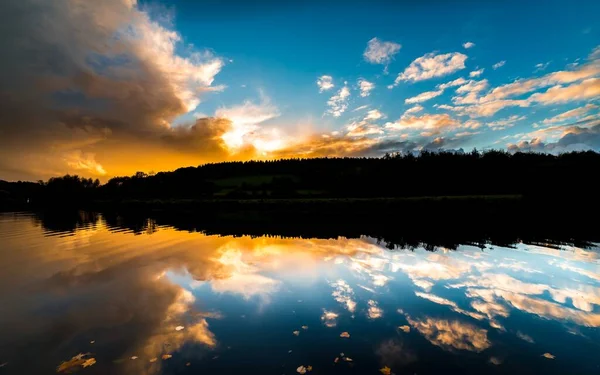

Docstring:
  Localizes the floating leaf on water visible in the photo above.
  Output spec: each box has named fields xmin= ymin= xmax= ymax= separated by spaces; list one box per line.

xmin=344 ymin=357 xmax=353 ymax=362
xmin=175 ymin=326 xmax=185 ymax=331
xmin=293 ymin=330 xmax=300 ymax=336
xmin=334 ymin=357 xmax=339 ymax=363
xmin=296 ymin=365 xmax=307 ymax=374
xmin=301 ymin=326 xmax=308 ymax=330
xmin=186 ymin=362 xmax=191 ymax=366
xmin=57 ymin=353 xmax=95 ymax=373
xmin=489 ymin=357 xmax=503 ymax=365
xmin=149 ymin=358 xmax=158 ymax=363
xmin=162 ymin=354 xmax=172 ymax=360
xmin=130 ymin=356 xmax=138 ymax=360
xmin=307 ymin=365 xmax=313 ymax=371
xmin=379 ymin=366 xmax=392 ymax=375
xmin=340 ymin=352 xmax=344 ymax=357
xmin=398 ymin=325 xmax=410 ymax=333
xmin=340 ymin=332 xmax=350 ymax=338
xmin=288 ymin=350 xmax=293 ymax=354
xmin=89 ymin=341 xmax=95 ymax=344
xmin=542 ymin=353 xmax=555 ymax=359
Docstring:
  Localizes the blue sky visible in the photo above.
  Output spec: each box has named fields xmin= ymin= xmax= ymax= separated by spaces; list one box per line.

xmin=1 ymin=0 xmax=599 ymax=179
xmin=154 ymin=0 xmax=600 ymax=151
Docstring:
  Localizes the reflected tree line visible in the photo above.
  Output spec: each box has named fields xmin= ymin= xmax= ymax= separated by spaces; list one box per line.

xmin=26 ymin=204 xmax=600 ymax=251
xmin=1 ymin=150 xmax=600 ymax=208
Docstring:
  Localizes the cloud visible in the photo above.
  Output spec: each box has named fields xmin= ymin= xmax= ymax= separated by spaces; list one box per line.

xmin=453 ymin=79 xmax=490 ymax=104
xmin=321 ymin=310 xmax=339 ymax=328
xmin=403 ymin=105 xmax=424 ymax=116
xmin=330 ymin=279 xmax=356 ymax=313
xmin=327 ymin=86 xmax=351 ymax=117
xmin=437 ymin=77 xmax=468 ymax=90
xmin=395 ymin=52 xmax=467 ymax=83
xmin=63 ymin=151 xmax=107 ymax=176
xmin=317 ymin=75 xmax=335 ymax=92
xmin=542 ymin=104 xmax=598 ymax=125
xmin=492 ymin=61 xmax=506 ymax=69
xmin=483 ymin=59 xmax=600 ymax=103
xmin=405 ymin=90 xmax=444 ymax=104
xmin=415 ymin=292 xmax=486 ymax=320
xmin=528 ymin=78 xmax=600 ymax=104
xmin=367 ymin=300 xmax=383 ymax=319
xmin=215 ymin=99 xmax=281 ymax=151
xmin=463 ymin=42 xmax=475 ymax=49
xmin=346 ymin=122 xmax=384 ymax=137
xmin=365 ymin=109 xmax=385 ymax=120
xmin=469 ymin=69 xmax=484 ymax=78
xmin=508 ymin=123 xmax=600 ymax=153
xmin=535 ymin=62 xmax=551 ymax=72
xmin=358 ymin=79 xmax=375 ymax=97
xmin=406 ymin=316 xmax=491 ymax=352
xmin=433 ymin=46 xmax=600 ymax=119
xmin=486 ymin=115 xmax=526 ymax=130
xmin=352 ymin=105 xmax=370 ymax=112
xmin=385 ymin=114 xmax=461 ymax=132
xmin=363 ymin=37 xmax=402 ymax=69
xmin=0 ymin=0 xmax=230 ymax=180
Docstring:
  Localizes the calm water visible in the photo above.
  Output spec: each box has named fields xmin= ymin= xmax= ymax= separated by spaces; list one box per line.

xmin=0 ymin=212 xmax=599 ymax=375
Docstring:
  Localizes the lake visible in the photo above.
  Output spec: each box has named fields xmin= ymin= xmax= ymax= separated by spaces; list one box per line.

xmin=0 ymin=211 xmax=599 ymax=374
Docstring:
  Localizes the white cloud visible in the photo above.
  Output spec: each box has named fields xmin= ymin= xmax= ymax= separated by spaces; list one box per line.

xmin=535 ymin=62 xmax=550 ymax=72
xmin=346 ymin=109 xmax=386 ymax=137
xmin=395 ymin=52 xmax=467 ymax=84
xmin=529 ymin=78 xmax=600 ymax=105
xmin=406 ymin=316 xmax=491 ymax=352
xmin=492 ymin=61 xmax=506 ymax=70
xmin=463 ymin=42 xmax=476 ymax=49
xmin=405 ymin=90 xmax=444 ymax=104
xmin=469 ymin=69 xmax=484 ymax=78
xmin=365 ymin=109 xmax=385 ymax=120
xmin=352 ymin=104 xmax=370 ymax=112
xmin=64 ymin=151 xmax=106 ymax=176
xmin=327 ymin=86 xmax=351 ymax=117
xmin=367 ymin=300 xmax=383 ymax=319
xmin=346 ymin=122 xmax=384 ymax=137
xmin=437 ymin=77 xmax=468 ymax=90
xmin=317 ymin=75 xmax=335 ymax=92
xmin=358 ymin=79 xmax=375 ymax=97
xmin=216 ymin=100 xmax=279 ymax=126
xmin=542 ymin=104 xmax=598 ymax=125
xmin=216 ymin=99 xmax=280 ymax=150
xmin=330 ymin=279 xmax=356 ymax=313
xmin=403 ymin=105 xmax=424 ymax=116
xmin=386 ymin=113 xmax=460 ymax=132
xmin=487 ymin=115 xmax=526 ymax=130
xmin=363 ymin=37 xmax=401 ymax=68
xmin=435 ymin=48 xmax=600 ymax=118
xmin=453 ymin=79 xmax=490 ymax=105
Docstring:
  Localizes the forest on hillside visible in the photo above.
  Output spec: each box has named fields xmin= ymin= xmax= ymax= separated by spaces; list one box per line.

xmin=1 ymin=150 xmax=599 ymax=209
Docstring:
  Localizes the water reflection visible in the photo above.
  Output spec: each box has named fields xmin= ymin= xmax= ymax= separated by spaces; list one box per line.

xmin=0 ymin=212 xmax=599 ymax=374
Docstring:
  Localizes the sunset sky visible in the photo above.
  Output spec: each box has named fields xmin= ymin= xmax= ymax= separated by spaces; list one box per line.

xmin=1 ymin=0 xmax=599 ymax=181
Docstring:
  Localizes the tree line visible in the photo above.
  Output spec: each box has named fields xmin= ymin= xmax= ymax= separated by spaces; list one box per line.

xmin=1 ymin=150 xmax=600 ymax=208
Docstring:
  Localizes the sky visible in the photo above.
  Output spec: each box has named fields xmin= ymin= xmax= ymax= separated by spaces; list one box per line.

xmin=0 ymin=0 xmax=599 ymax=181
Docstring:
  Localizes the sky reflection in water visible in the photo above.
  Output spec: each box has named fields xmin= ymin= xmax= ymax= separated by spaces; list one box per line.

xmin=0 ymin=213 xmax=599 ymax=374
